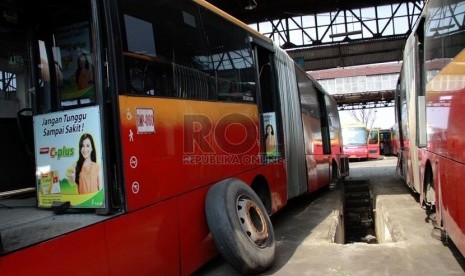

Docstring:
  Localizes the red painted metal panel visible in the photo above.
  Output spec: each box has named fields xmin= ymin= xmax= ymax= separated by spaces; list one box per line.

xmin=104 ymin=201 xmax=180 ymax=275
xmin=118 ymin=96 xmax=261 ymax=211
xmin=0 ymin=224 xmax=108 ymax=275
xmin=234 ymin=163 xmax=288 ymax=214
xmin=367 ymin=144 xmax=380 ymax=159
xmin=436 ymin=156 xmax=465 ymax=256
xmin=423 ymin=30 xmax=465 ymax=256
xmin=178 ymin=186 xmax=217 ymax=275
xmin=343 ymin=145 xmax=368 ymax=159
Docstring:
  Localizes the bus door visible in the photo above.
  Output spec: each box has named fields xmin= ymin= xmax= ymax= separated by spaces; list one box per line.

xmin=315 ymin=89 xmax=331 ymax=186
xmin=27 ymin=1 xmax=115 ymax=212
xmin=368 ymin=129 xmax=380 ymax=159
xmin=379 ymin=129 xmax=393 ymax=155
xmin=254 ymin=44 xmax=283 ymax=161
xmin=0 ymin=5 xmax=35 ymax=196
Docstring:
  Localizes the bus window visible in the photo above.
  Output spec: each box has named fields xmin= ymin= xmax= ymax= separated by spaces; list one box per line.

xmin=317 ymin=90 xmax=331 ymax=155
xmin=296 ymin=68 xmax=322 ymax=155
xmin=325 ymin=95 xmax=341 ymax=140
xmin=368 ymin=130 xmax=379 ymax=144
xmin=119 ymin=0 xmax=256 ymax=103
xmin=34 ymin=4 xmax=96 ymax=112
xmin=120 ymin=0 xmax=210 ymax=99
xmin=200 ymin=7 xmax=256 ymax=103
xmin=123 ymin=52 xmax=174 ymax=96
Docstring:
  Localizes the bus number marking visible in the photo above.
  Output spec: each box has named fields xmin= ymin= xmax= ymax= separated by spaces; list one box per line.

xmin=136 ymin=108 xmax=155 ymax=134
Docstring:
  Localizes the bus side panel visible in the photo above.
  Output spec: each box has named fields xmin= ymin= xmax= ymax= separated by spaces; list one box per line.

xmin=234 ymin=163 xmax=288 ymax=214
xmin=0 ymin=224 xmax=108 ymax=275
xmin=367 ymin=144 xmax=380 ymax=159
xmin=314 ymin=154 xmax=330 ymax=192
xmin=301 ymin=114 xmax=331 ymax=192
xmin=178 ymin=186 xmax=217 ymax=275
xmin=118 ymin=96 xmax=260 ymax=211
xmin=425 ymin=50 xmax=465 ymax=256
xmin=426 ymin=66 xmax=465 ymax=165
xmin=400 ymin=30 xmax=422 ymax=192
xmin=330 ymin=137 xmax=349 ymax=179
xmin=302 ymin=115 xmax=319 ymax=192
xmin=437 ymin=155 xmax=465 ymax=257
xmin=104 ymin=200 xmax=179 ymax=275
xmin=327 ymin=95 xmax=348 ymax=178
xmin=368 ymin=130 xmax=380 ymax=159
xmin=344 ymin=145 xmax=368 ymax=160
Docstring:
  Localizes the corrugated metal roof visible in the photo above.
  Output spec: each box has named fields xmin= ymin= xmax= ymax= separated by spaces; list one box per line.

xmin=206 ymin=0 xmax=419 ymax=71
xmin=287 ymin=35 xmax=407 ymax=71
xmin=309 ymin=62 xmax=402 ymax=79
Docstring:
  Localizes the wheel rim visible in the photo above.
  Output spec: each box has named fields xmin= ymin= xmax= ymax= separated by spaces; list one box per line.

xmin=236 ymin=195 xmax=269 ymax=247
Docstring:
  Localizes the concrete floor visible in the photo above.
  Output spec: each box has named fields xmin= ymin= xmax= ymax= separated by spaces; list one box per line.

xmin=196 ymin=156 xmax=465 ymax=275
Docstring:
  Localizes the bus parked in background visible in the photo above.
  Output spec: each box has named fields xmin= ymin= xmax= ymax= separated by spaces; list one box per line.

xmin=367 ymin=129 xmax=381 ymax=159
xmin=387 ymin=127 xmax=400 ymax=156
xmin=396 ymin=0 xmax=465 ymax=257
xmin=0 ymin=0 xmax=348 ymax=274
xmin=367 ymin=128 xmax=398 ymax=158
xmin=342 ymin=122 xmax=368 ymax=161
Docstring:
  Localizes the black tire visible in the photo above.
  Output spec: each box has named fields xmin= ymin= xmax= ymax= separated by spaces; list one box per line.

xmin=205 ymin=178 xmax=276 ymax=274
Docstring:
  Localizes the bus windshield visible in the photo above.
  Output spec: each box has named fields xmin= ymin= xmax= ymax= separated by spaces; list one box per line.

xmin=342 ymin=127 xmax=367 ymax=145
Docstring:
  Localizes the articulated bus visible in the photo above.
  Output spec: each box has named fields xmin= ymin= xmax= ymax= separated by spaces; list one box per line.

xmin=396 ymin=0 xmax=465 ymax=256
xmin=342 ymin=122 xmax=369 ymax=161
xmin=0 ymin=0 xmax=349 ymax=274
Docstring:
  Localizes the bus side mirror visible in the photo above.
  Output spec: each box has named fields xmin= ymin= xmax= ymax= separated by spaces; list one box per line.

xmin=417 ymin=95 xmax=427 ymax=148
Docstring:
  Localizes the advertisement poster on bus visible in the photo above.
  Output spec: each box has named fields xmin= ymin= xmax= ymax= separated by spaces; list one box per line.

xmin=263 ymin=112 xmax=278 ymax=158
xmin=55 ymin=21 xmax=94 ymax=101
xmin=33 ymin=106 xmax=105 ymax=208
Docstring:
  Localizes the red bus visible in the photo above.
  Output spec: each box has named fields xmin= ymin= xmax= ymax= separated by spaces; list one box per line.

xmin=342 ymin=122 xmax=369 ymax=160
xmin=388 ymin=126 xmax=400 ymax=156
xmin=0 ymin=0 xmax=348 ymax=274
xmin=396 ymin=0 xmax=465 ymax=256
xmin=367 ymin=129 xmax=381 ymax=159
xmin=367 ymin=128 xmax=398 ymax=158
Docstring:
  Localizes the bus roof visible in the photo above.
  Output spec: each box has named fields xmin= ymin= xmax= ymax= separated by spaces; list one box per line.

xmin=194 ymin=0 xmax=272 ymax=45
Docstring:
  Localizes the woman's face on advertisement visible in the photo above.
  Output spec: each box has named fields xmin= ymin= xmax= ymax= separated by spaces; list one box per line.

xmin=81 ymin=138 xmax=93 ymax=159
xmin=266 ymin=125 xmax=272 ymax=134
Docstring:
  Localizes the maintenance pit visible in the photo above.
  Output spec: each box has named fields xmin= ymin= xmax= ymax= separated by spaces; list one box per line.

xmin=197 ymin=157 xmax=465 ymax=275
xmin=344 ymin=180 xmax=376 ymax=244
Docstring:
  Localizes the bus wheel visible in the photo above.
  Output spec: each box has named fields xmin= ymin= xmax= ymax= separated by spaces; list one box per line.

xmin=205 ymin=179 xmax=276 ymax=274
